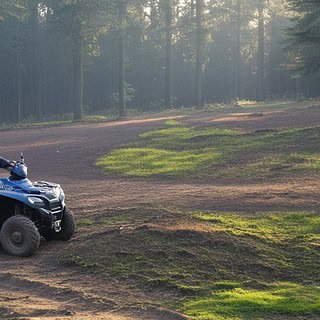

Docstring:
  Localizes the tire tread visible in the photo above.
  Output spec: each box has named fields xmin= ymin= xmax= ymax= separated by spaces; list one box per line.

xmin=0 ymin=215 xmax=40 ymax=257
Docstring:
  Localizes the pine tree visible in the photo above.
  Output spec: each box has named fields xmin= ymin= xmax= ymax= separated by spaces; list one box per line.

xmin=0 ymin=0 xmax=27 ymax=21
xmin=286 ymin=0 xmax=320 ymax=75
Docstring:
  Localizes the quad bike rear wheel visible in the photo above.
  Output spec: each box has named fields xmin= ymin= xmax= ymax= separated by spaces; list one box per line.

xmin=43 ymin=207 xmax=75 ymax=241
xmin=0 ymin=215 xmax=40 ymax=257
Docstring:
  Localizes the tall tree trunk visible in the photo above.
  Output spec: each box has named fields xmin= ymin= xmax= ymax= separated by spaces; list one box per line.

xmin=268 ymin=10 xmax=277 ymax=98
xmin=39 ymin=43 xmax=47 ymax=118
xmin=16 ymin=24 xmax=22 ymax=123
xmin=72 ymin=2 xmax=83 ymax=121
xmin=233 ymin=0 xmax=241 ymax=99
xmin=29 ymin=0 xmax=41 ymax=119
xmin=195 ymin=0 xmax=203 ymax=107
xmin=165 ymin=0 xmax=172 ymax=109
xmin=150 ymin=0 xmax=157 ymax=29
xmin=191 ymin=0 xmax=195 ymax=18
xmin=256 ymin=0 xmax=265 ymax=101
xmin=17 ymin=46 xmax=22 ymax=123
xmin=118 ymin=0 xmax=127 ymax=117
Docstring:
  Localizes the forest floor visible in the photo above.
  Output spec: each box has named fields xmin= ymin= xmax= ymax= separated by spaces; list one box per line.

xmin=0 ymin=100 xmax=320 ymax=319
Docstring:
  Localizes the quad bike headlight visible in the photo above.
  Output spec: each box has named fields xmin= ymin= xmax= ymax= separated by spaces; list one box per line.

xmin=28 ymin=197 xmax=45 ymax=206
xmin=60 ymin=188 xmax=65 ymax=201
xmin=56 ymin=187 xmax=65 ymax=201
xmin=53 ymin=187 xmax=64 ymax=201
xmin=54 ymin=187 xmax=61 ymax=198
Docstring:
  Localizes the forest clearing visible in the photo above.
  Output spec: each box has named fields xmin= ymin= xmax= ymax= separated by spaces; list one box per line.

xmin=0 ymin=101 xmax=320 ymax=319
xmin=1 ymin=0 xmax=320 ymax=318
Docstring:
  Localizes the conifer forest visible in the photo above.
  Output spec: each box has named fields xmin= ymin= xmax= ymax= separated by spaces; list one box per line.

xmin=0 ymin=0 xmax=319 ymax=123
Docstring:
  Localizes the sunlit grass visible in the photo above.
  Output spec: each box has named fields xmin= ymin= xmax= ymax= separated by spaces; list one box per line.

xmin=221 ymin=151 xmax=320 ymax=180
xmin=96 ymin=123 xmax=259 ymax=177
xmin=182 ymin=282 xmax=320 ymax=320
xmin=245 ymin=100 xmax=293 ymax=108
xmin=180 ymin=211 xmax=320 ymax=319
xmin=237 ymin=100 xmax=257 ymax=106
xmin=97 ymin=121 xmax=320 ymax=179
xmin=164 ymin=120 xmax=184 ymax=126
xmin=96 ymin=147 xmax=221 ymax=176
xmin=193 ymin=211 xmax=320 ymax=243
xmin=287 ymin=152 xmax=320 ymax=169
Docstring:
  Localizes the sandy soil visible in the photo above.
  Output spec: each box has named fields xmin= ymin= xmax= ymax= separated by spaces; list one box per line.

xmin=0 ymin=103 xmax=320 ymax=319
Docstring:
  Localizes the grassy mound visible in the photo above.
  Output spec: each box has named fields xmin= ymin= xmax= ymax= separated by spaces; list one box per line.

xmin=62 ymin=208 xmax=320 ymax=319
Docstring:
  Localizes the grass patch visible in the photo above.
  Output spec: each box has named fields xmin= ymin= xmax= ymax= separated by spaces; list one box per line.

xmin=183 ymin=282 xmax=320 ymax=319
xmin=287 ymin=152 xmax=320 ymax=169
xmin=194 ymin=211 xmax=320 ymax=244
xmin=96 ymin=147 xmax=221 ymax=176
xmin=96 ymin=122 xmax=262 ymax=178
xmin=241 ymin=100 xmax=293 ymax=108
xmin=164 ymin=120 xmax=184 ymax=126
xmin=96 ymin=121 xmax=320 ymax=181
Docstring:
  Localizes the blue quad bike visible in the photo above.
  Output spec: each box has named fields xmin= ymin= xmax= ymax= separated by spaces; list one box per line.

xmin=0 ymin=155 xmax=75 ymax=257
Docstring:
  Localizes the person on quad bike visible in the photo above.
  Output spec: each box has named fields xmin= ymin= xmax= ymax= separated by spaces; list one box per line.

xmin=0 ymin=157 xmax=15 ymax=171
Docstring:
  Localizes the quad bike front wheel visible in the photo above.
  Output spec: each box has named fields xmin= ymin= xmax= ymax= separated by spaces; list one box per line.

xmin=0 ymin=215 xmax=40 ymax=257
xmin=43 ymin=207 xmax=75 ymax=241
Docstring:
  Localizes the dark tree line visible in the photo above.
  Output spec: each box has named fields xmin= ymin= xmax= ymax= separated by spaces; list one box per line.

xmin=0 ymin=0 xmax=319 ymax=123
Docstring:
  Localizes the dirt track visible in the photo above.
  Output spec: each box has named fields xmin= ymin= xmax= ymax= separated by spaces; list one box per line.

xmin=1 ymin=104 xmax=320 ymax=319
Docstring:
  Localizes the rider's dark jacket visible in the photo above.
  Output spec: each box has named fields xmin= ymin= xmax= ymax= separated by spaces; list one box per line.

xmin=0 ymin=157 xmax=10 ymax=168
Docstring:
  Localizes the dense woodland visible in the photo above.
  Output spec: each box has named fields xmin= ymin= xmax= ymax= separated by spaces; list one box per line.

xmin=0 ymin=0 xmax=319 ymax=123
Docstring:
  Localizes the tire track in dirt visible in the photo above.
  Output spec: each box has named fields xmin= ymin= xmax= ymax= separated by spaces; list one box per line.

xmin=0 ymin=262 xmax=189 ymax=320
xmin=0 ymin=270 xmax=142 ymax=319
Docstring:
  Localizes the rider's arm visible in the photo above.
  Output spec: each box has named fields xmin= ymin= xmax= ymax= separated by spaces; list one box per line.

xmin=0 ymin=157 xmax=14 ymax=169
